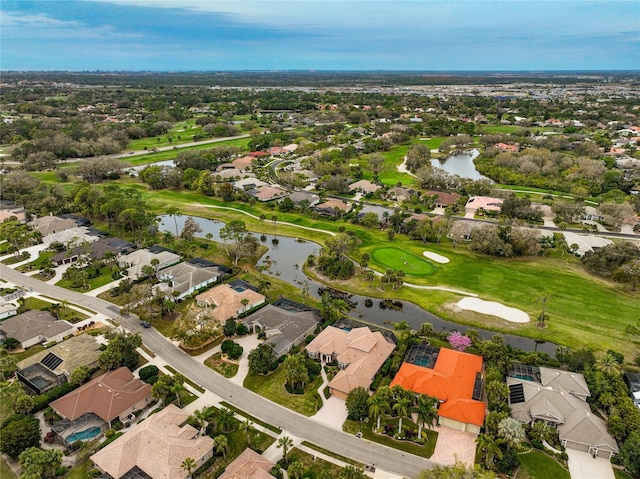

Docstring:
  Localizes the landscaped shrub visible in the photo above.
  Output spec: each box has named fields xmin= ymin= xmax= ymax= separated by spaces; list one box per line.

xmin=139 ymin=365 xmax=160 ymax=381
xmin=55 ymin=466 xmax=67 ymax=476
xmin=33 ymin=382 xmax=78 ymax=412
xmin=531 ymin=439 xmax=544 ymax=450
xmin=236 ymin=323 xmax=248 ymax=336
xmin=305 ymin=358 xmax=321 ymax=379
xmin=221 ymin=340 xmax=244 ymax=360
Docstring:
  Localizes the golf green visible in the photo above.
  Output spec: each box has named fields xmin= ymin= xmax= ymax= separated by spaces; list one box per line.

xmin=371 ymin=247 xmax=437 ymax=276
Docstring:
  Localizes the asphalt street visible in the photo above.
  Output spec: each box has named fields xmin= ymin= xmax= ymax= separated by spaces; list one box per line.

xmin=1 ymin=264 xmax=435 ymax=478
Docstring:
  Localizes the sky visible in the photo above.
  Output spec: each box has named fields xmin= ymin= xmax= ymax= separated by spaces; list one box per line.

xmin=1 ymin=0 xmax=639 ymax=71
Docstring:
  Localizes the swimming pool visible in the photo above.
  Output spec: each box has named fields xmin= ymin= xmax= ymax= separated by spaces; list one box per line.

xmin=66 ymin=426 xmax=101 ymax=443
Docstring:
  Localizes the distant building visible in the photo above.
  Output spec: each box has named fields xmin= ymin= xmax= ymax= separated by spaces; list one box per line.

xmin=195 ymin=283 xmax=266 ymax=321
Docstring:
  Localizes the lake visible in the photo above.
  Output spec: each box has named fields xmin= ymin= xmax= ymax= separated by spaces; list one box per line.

xmin=431 ymin=149 xmax=487 ymax=180
xmin=158 ymin=214 xmax=557 ymax=354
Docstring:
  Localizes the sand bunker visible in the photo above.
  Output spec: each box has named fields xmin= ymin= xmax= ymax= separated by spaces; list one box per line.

xmin=422 ymin=251 xmax=450 ymax=264
xmin=457 ymin=297 xmax=529 ymax=323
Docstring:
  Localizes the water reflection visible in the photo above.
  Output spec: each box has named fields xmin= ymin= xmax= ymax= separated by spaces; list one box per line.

xmin=431 ymin=149 xmax=487 ymax=180
xmin=158 ymin=214 xmax=556 ymax=354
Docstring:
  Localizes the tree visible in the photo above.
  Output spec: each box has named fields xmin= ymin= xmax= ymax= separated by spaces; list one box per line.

xmin=218 ymin=407 xmax=236 ymax=433
xmin=181 ymin=457 xmax=197 ymax=479
xmin=497 ymin=417 xmax=525 ymax=449
xmin=620 ymin=430 xmax=640 ymax=478
xmin=346 ymin=387 xmax=370 ymax=423
xmin=368 ymin=390 xmax=391 ymax=431
xmin=595 ymin=352 xmax=621 ymax=376
xmin=192 ymin=409 xmax=208 ymax=437
xmin=447 ymin=331 xmax=472 ymax=352
xmin=97 ymin=333 xmax=142 ymax=371
xmin=224 ymin=318 xmax=237 ymax=337
xmin=415 ymin=394 xmax=438 ymax=439
xmin=19 ymin=447 xmax=62 ymax=479
xmin=248 ymin=343 xmax=277 ymax=374
xmin=613 ymin=259 xmax=640 ymax=291
xmin=69 ymin=365 xmax=91 ymax=385
xmin=393 ymin=395 xmax=411 ymax=435
xmin=0 ymin=415 xmax=40 ymax=458
xmin=152 ymin=373 xmax=184 ymax=405
xmin=486 ymin=381 xmax=510 ymax=413
xmin=277 ymin=436 xmax=294 ymax=465
xmin=282 ymin=354 xmax=309 ymax=390
xmin=14 ymin=394 xmax=34 ymax=415
xmin=287 ymin=461 xmax=305 ymax=479
xmin=475 ymin=434 xmax=504 ymax=471
xmin=214 ymin=435 xmax=228 ymax=459
xmin=241 ymin=418 xmax=254 ymax=447
xmin=166 ymin=206 xmax=182 ymax=236
xmin=179 ymin=216 xmax=202 ymax=241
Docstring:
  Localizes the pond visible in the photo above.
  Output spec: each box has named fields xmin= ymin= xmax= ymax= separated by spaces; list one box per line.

xmin=431 ymin=149 xmax=488 ymax=181
xmin=158 ymin=215 xmax=557 ymax=354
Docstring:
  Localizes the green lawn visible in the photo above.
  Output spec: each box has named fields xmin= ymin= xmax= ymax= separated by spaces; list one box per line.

xmin=289 ymin=447 xmax=349 ymax=477
xmin=614 ymin=469 xmax=634 ymax=479
xmin=343 ymin=417 xmax=437 ymax=459
xmin=517 ymin=449 xmax=569 ymax=479
xmin=371 ymin=247 xmax=437 ymax=276
xmin=0 ymin=459 xmax=16 ymax=479
xmin=55 ymin=266 xmax=117 ymax=291
xmin=243 ymin=366 xmax=323 ymax=417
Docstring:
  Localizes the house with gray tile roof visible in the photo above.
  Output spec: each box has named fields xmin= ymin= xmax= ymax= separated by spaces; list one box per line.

xmin=507 ymin=365 xmax=618 ymax=458
xmin=0 ymin=310 xmax=74 ymax=349
xmin=241 ymin=304 xmax=319 ymax=356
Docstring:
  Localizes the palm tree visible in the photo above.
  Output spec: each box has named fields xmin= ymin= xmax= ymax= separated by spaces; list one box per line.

xmin=277 ymin=436 xmax=294 ymax=465
xmin=596 ymin=352 xmax=621 ymax=376
xmin=393 ymin=396 xmax=411 ymax=435
xmin=415 ymin=395 xmax=438 ymax=439
xmin=258 ymin=278 xmax=271 ymax=294
xmin=167 ymin=207 xmax=181 ymax=236
xmin=241 ymin=418 xmax=254 ymax=447
xmin=193 ymin=409 xmax=208 ymax=437
xmin=214 ymin=435 xmax=228 ymax=459
xmin=368 ymin=394 xmax=390 ymax=431
xmin=240 ymin=298 xmax=250 ymax=316
xmin=218 ymin=407 xmax=235 ymax=433
xmin=475 ymin=434 xmax=504 ymax=471
xmin=181 ymin=457 xmax=196 ymax=478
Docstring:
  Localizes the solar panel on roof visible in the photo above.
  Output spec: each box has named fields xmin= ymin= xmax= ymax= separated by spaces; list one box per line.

xmin=472 ymin=372 xmax=484 ymax=401
xmin=509 ymin=383 xmax=525 ymax=404
xmin=41 ymin=352 xmax=63 ymax=370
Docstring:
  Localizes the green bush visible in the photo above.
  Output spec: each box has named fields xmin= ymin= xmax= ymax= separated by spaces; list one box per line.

xmin=33 ymin=382 xmax=78 ymax=412
xmin=55 ymin=466 xmax=67 ymax=476
xmin=139 ymin=364 xmax=160 ymax=381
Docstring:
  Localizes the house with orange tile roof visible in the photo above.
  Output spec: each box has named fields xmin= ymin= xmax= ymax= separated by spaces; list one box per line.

xmin=218 ymin=448 xmax=275 ymax=479
xmin=195 ymin=283 xmax=266 ymax=322
xmin=232 ymin=155 xmax=255 ymax=171
xmin=391 ymin=348 xmax=485 ymax=434
xmin=90 ymin=404 xmax=213 ymax=479
xmin=306 ymin=326 xmax=395 ymax=399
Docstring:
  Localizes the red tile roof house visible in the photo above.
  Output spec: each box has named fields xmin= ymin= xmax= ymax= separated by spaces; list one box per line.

xmin=50 ymin=367 xmax=152 ymax=446
xmin=391 ymin=348 xmax=486 ymax=434
xmin=91 ymin=404 xmax=213 ymax=479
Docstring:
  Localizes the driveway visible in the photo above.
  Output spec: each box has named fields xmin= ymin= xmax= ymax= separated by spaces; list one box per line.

xmin=311 ymin=396 xmax=348 ymax=430
xmin=566 ymin=450 xmax=615 ymax=479
xmin=429 ymin=425 xmax=477 ymax=467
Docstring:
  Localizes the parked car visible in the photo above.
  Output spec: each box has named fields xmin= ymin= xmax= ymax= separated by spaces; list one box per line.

xmin=140 ymin=321 xmax=151 ymax=328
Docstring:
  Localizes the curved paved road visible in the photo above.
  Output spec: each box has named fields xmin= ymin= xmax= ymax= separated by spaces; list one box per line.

xmin=1 ymin=264 xmax=434 ymax=478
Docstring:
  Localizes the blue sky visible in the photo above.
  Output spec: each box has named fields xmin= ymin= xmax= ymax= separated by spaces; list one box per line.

xmin=1 ymin=0 xmax=638 ymax=71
